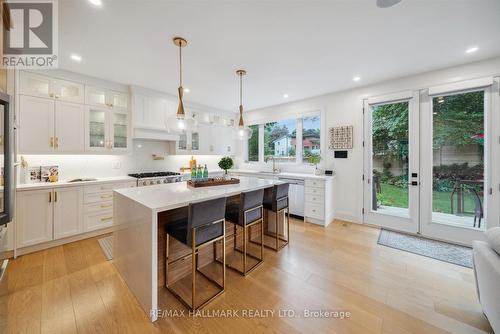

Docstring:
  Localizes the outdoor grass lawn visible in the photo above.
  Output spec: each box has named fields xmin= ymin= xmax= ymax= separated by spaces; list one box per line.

xmin=377 ymin=183 xmax=477 ymax=214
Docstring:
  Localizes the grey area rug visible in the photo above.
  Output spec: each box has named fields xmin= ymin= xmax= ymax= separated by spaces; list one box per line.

xmin=377 ymin=229 xmax=472 ymax=268
xmin=98 ymin=236 xmax=113 ymax=261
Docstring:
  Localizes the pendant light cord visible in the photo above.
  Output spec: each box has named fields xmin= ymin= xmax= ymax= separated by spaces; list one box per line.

xmin=239 ymin=72 xmax=242 ymax=106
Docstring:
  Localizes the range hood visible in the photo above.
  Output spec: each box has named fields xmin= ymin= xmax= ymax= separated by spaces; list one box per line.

xmin=133 ymin=127 xmax=179 ymax=141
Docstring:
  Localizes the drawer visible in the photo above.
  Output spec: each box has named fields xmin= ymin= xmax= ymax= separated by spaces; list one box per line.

xmin=84 ymin=191 xmax=113 ymax=204
xmin=305 ymin=179 xmax=325 ymax=189
xmin=305 ymin=202 xmax=324 ymax=219
xmin=84 ymin=211 xmax=113 ymax=232
xmin=305 ymin=186 xmax=324 ymax=196
xmin=84 ymin=181 xmax=135 ymax=194
xmin=305 ymin=193 xmax=324 ymax=204
xmin=84 ymin=201 xmax=112 ymax=213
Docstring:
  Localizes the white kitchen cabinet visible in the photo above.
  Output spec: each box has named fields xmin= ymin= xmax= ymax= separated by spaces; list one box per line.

xmin=53 ymin=187 xmax=83 ymax=239
xmin=16 ymin=189 xmax=53 ymax=248
xmin=19 ymin=96 xmax=85 ymax=153
xmin=85 ymin=86 xmax=128 ymax=110
xmin=176 ymin=125 xmax=236 ymax=155
xmin=19 ymin=95 xmax=55 ymax=153
xmin=20 ymin=71 xmax=84 ymax=103
xmin=55 ymin=101 xmax=85 ymax=152
xmin=85 ymin=107 xmax=130 ymax=152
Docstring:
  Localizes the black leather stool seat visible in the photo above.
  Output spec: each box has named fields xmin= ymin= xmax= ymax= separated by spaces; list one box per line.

xmin=263 ymin=183 xmax=290 ymax=212
xmin=165 ymin=218 xmax=224 ymax=246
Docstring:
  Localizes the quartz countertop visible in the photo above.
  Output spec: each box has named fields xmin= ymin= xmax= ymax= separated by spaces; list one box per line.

xmin=230 ymin=169 xmax=335 ymax=180
xmin=17 ymin=176 xmax=136 ymax=191
xmin=114 ymin=176 xmax=283 ymax=212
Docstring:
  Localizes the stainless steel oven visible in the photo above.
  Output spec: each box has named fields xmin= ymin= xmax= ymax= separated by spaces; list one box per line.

xmin=0 ymin=92 xmax=14 ymax=300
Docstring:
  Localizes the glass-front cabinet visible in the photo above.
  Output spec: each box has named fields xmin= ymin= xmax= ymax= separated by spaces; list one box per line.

xmin=85 ymin=86 xmax=128 ymax=110
xmin=86 ymin=107 xmax=129 ymax=152
xmin=20 ymin=72 xmax=84 ymax=103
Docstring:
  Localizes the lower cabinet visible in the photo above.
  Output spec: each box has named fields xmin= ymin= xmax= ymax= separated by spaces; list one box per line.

xmin=16 ymin=189 xmax=54 ymax=248
xmin=53 ymin=187 xmax=83 ymax=239
xmin=16 ymin=180 xmax=136 ymax=249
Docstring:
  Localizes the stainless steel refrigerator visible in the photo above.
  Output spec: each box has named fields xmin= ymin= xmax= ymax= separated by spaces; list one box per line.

xmin=0 ymin=91 xmax=14 ymax=302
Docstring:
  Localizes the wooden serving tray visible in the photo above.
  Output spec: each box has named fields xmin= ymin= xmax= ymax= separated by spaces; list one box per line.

xmin=187 ymin=177 xmax=240 ymax=188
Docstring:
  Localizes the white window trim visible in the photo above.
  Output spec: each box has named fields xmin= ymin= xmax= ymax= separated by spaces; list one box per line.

xmin=245 ymin=108 xmax=325 ymax=166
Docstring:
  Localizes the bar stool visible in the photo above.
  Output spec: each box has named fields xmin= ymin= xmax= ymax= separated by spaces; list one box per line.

xmin=224 ymin=189 xmax=264 ymax=276
xmin=164 ymin=197 xmax=226 ymax=310
xmin=263 ymin=183 xmax=290 ymax=251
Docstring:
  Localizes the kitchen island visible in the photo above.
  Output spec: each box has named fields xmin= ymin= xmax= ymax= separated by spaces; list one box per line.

xmin=112 ymin=176 xmax=283 ymax=321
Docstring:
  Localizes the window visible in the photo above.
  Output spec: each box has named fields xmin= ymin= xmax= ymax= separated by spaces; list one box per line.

xmin=302 ymin=115 xmax=321 ymax=163
xmin=264 ymin=119 xmax=296 ymax=162
xmin=247 ymin=124 xmax=259 ymax=162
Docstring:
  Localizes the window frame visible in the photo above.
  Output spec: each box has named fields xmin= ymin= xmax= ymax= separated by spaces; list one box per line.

xmin=244 ymin=109 xmax=325 ymax=165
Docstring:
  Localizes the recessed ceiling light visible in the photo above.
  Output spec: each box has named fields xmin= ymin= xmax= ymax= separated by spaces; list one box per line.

xmin=183 ymin=88 xmax=190 ymax=93
xmin=88 ymin=0 xmax=103 ymax=7
xmin=353 ymin=76 xmax=361 ymax=82
xmin=283 ymin=94 xmax=289 ymax=99
xmin=465 ymin=46 xmax=478 ymax=54
xmin=70 ymin=54 xmax=82 ymax=62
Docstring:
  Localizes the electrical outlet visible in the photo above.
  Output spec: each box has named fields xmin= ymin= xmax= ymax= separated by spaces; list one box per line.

xmin=112 ymin=161 xmax=121 ymax=169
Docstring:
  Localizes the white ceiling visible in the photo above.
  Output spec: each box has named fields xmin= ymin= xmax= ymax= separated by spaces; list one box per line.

xmin=59 ymin=0 xmax=500 ymax=112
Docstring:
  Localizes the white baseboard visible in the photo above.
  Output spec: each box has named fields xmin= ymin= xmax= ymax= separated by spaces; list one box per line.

xmin=334 ymin=211 xmax=362 ymax=224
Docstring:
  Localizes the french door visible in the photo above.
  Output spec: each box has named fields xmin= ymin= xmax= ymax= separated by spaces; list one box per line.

xmin=363 ymin=91 xmax=420 ymax=234
xmin=363 ymin=78 xmax=499 ymax=245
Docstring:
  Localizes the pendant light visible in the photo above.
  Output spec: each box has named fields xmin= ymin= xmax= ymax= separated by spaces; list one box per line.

xmin=167 ymin=37 xmax=196 ymax=132
xmin=235 ymin=69 xmax=253 ymax=140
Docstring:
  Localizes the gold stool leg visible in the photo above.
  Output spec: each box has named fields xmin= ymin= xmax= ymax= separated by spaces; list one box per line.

xmin=191 ymin=229 xmax=196 ymax=310
xmin=165 ymin=234 xmax=169 ymax=287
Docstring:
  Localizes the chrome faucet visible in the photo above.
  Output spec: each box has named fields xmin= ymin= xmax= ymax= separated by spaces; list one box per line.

xmin=265 ymin=156 xmax=280 ymax=173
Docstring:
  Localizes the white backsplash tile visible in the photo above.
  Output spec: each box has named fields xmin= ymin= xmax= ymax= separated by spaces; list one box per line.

xmin=19 ymin=140 xmax=226 ymax=182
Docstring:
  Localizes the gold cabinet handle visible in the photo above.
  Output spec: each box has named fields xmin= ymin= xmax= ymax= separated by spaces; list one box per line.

xmin=49 ymin=192 xmax=52 ymax=202
xmin=100 ymin=194 xmax=112 ymax=199
xmin=0 ymin=135 xmax=3 ymax=146
xmin=55 ymin=94 xmax=60 ymax=99
xmin=54 ymin=191 xmax=58 ymax=202
xmin=101 ymin=216 xmax=113 ymax=222
xmin=100 ymin=204 xmax=112 ymax=209
xmin=49 ymin=93 xmax=54 ymax=98
xmin=50 ymin=137 xmax=54 ymax=148
xmin=55 ymin=137 xmax=59 ymax=149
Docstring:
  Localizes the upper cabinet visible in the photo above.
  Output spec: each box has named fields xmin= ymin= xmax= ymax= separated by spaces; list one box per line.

xmin=18 ymin=70 xmax=131 ymax=154
xmin=20 ymin=71 xmax=84 ymax=103
xmin=85 ymin=86 xmax=128 ymax=110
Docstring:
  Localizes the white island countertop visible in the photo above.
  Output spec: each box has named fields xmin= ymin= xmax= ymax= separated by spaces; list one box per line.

xmin=17 ymin=176 xmax=136 ymax=191
xmin=114 ymin=176 xmax=284 ymax=212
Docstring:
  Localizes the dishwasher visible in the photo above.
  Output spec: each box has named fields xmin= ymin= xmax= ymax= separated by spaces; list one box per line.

xmin=278 ymin=177 xmax=305 ymax=217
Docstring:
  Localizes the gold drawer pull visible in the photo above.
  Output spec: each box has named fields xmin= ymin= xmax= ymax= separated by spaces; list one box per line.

xmin=100 ymin=204 xmax=112 ymax=208
xmin=100 ymin=195 xmax=112 ymax=199
xmin=101 ymin=216 xmax=113 ymax=222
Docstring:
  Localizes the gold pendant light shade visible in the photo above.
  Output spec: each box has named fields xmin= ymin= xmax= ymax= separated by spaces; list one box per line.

xmin=236 ymin=69 xmax=252 ymax=140
xmin=173 ymin=37 xmax=187 ymax=120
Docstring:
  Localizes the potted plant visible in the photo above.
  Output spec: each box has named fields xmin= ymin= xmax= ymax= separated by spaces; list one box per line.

xmin=218 ymin=156 xmax=234 ymax=179
xmin=308 ymin=154 xmax=322 ymax=175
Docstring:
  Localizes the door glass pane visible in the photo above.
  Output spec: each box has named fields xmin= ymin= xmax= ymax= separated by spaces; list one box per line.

xmin=302 ymin=115 xmax=321 ymax=163
xmin=247 ymin=124 xmax=259 ymax=162
xmin=89 ymin=89 xmax=106 ymax=105
xmin=113 ymin=113 xmax=127 ymax=148
xmin=264 ymin=119 xmax=296 ymax=162
xmin=371 ymin=101 xmax=409 ymax=217
xmin=432 ymin=91 xmax=485 ymax=229
xmin=178 ymin=133 xmax=187 ymax=150
xmin=89 ymin=109 xmax=105 ymax=148
xmin=59 ymin=81 xmax=81 ymax=100
xmin=112 ymin=93 xmax=128 ymax=109
xmin=191 ymin=132 xmax=199 ymax=150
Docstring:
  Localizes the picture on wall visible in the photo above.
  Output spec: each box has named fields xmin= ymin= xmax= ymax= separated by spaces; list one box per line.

xmin=329 ymin=126 xmax=353 ymax=149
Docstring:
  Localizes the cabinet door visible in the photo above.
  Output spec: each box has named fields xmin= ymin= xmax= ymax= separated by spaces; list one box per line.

xmin=131 ymin=94 xmax=147 ymax=128
xmin=85 ymin=86 xmax=108 ymax=107
xmin=85 ymin=107 xmax=108 ymax=151
xmin=53 ymin=187 xmax=83 ymax=239
xmin=19 ymin=71 xmax=53 ymax=99
xmin=55 ymin=101 xmax=85 ymax=152
xmin=19 ymin=95 xmax=55 ymax=153
xmin=16 ymin=189 xmax=53 ymax=248
xmin=53 ymin=79 xmax=84 ymax=103
xmin=146 ymin=96 xmax=167 ymax=129
xmin=107 ymin=90 xmax=128 ymax=110
xmin=110 ymin=110 xmax=129 ymax=151
xmin=177 ymin=132 xmax=188 ymax=153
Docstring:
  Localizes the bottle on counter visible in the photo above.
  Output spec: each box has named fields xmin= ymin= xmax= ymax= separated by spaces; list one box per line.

xmin=203 ymin=164 xmax=208 ymax=181
xmin=191 ymin=163 xmax=197 ymax=181
xmin=196 ymin=165 xmax=203 ymax=181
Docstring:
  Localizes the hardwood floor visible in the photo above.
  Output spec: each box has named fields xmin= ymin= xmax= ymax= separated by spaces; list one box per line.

xmin=0 ymin=219 xmax=492 ymax=334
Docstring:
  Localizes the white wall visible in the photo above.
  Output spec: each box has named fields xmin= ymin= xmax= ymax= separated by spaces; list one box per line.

xmin=240 ymin=57 xmax=500 ymax=223
xmin=19 ymin=140 xmax=225 ymax=182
